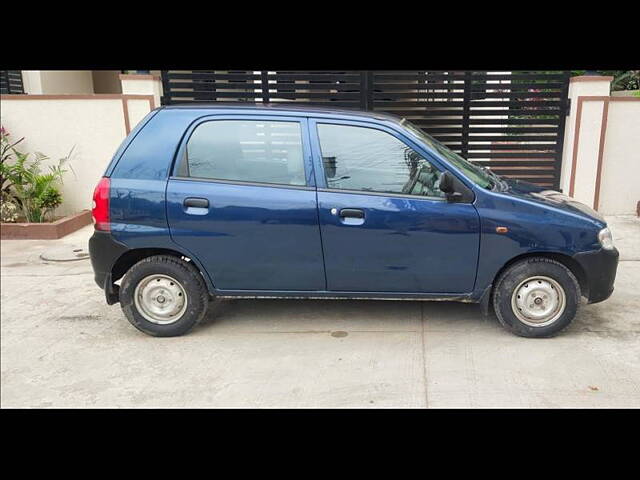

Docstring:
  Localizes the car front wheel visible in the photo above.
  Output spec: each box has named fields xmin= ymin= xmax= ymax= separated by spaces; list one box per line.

xmin=493 ymin=257 xmax=581 ymax=338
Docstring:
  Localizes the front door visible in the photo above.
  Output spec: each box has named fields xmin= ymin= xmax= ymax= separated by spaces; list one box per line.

xmin=167 ymin=116 xmax=325 ymax=291
xmin=310 ymin=119 xmax=480 ymax=293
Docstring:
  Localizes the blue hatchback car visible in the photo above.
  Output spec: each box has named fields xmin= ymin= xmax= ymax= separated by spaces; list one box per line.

xmin=89 ymin=105 xmax=618 ymax=337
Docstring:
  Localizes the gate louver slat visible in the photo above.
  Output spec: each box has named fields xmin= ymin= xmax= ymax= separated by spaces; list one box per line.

xmin=160 ymin=70 xmax=570 ymax=188
xmin=0 ymin=71 xmax=24 ymax=94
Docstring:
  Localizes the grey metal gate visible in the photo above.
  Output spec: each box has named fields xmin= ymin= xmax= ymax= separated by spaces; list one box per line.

xmin=160 ymin=70 xmax=571 ymax=188
xmin=0 ymin=70 xmax=24 ymax=94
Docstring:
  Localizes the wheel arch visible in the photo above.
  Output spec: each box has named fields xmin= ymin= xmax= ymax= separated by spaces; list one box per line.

xmin=492 ymin=252 xmax=588 ymax=300
xmin=111 ymin=247 xmax=215 ymax=293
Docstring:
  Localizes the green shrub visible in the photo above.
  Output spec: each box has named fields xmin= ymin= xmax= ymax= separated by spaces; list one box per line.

xmin=0 ymin=126 xmax=73 ymax=223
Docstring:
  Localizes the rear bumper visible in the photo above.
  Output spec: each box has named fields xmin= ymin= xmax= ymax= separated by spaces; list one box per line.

xmin=88 ymin=230 xmax=129 ymax=304
xmin=573 ymin=247 xmax=619 ymax=304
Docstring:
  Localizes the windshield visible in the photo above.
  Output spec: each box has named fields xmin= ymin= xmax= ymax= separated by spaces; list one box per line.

xmin=400 ymin=118 xmax=495 ymax=189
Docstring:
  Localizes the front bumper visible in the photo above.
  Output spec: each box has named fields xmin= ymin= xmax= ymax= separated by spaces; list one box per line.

xmin=573 ymin=247 xmax=619 ymax=304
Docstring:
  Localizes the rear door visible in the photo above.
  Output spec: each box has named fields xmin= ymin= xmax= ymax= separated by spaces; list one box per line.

xmin=167 ymin=115 xmax=326 ymax=291
xmin=310 ymin=119 xmax=480 ymax=294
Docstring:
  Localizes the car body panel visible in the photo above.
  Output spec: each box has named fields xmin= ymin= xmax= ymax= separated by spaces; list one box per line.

xmin=163 ymin=115 xmax=326 ymax=291
xmin=315 ymin=189 xmax=480 ymax=293
xmin=166 ymin=178 xmax=326 ymax=291
xmin=306 ymin=118 xmax=480 ymax=293
xmin=90 ymin=105 xmax=617 ymax=307
xmin=474 ymin=188 xmax=605 ymax=292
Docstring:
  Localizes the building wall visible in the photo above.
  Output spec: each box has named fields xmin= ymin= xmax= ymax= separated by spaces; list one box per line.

xmin=559 ymin=78 xmax=611 ymax=195
xmin=92 ymin=71 xmax=122 ymax=94
xmin=598 ymin=100 xmax=640 ymax=215
xmin=120 ymin=74 xmax=161 ymax=108
xmin=1 ymin=94 xmax=154 ymax=217
xmin=22 ymin=71 xmax=94 ymax=94
xmin=560 ymin=76 xmax=640 ymax=216
xmin=571 ymin=99 xmax=605 ymax=205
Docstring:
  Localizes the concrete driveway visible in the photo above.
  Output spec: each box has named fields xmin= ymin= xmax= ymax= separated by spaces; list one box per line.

xmin=1 ymin=216 xmax=639 ymax=408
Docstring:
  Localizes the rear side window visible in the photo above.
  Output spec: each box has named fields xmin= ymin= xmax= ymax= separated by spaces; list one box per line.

xmin=179 ymin=120 xmax=306 ymax=186
xmin=317 ymin=123 xmax=445 ymax=198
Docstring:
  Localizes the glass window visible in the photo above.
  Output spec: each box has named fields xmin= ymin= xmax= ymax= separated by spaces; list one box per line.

xmin=181 ymin=120 xmax=306 ymax=186
xmin=317 ymin=123 xmax=445 ymax=198
xmin=400 ymin=119 xmax=494 ymax=189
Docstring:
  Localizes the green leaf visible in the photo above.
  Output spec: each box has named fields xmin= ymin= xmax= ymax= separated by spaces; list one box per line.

xmin=2 ymin=138 xmax=72 ymax=222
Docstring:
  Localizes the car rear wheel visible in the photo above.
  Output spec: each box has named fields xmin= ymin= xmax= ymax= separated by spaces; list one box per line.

xmin=120 ymin=255 xmax=209 ymax=337
xmin=493 ymin=257 xmax=580 ymax=338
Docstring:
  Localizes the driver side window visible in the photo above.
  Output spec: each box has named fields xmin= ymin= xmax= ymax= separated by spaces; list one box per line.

xmin=316 ymin=123 xmax=445 ymax=198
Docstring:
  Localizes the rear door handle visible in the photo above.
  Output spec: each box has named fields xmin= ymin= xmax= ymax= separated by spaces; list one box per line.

xmin=339 ymin=208 xmax=364 ymax=219
xmin=183 ymin=197 xmax=209 ymax=208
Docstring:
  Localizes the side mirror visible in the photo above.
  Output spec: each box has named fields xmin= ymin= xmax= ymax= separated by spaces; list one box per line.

xmin=439 ymin=171 xmax=464 ymax=202
xmin=439 ymin=171 xmax=454 ymax=194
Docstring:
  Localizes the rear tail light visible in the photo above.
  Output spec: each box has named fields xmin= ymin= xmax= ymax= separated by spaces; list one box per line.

xmin=92 ymin=177 xmax=110 ymax=231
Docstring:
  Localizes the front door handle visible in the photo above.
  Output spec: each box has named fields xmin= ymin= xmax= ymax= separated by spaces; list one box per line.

xmin=339 ymin=208 xmax=364 ymax=219
xmin=184 ymin=197 xmax=209 ymax=208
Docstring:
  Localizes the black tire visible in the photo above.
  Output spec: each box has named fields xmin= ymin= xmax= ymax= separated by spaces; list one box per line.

xmin=119 ymin=255 xmax=210 ymax=337
xmin=492 ymin=257 xmax=581 ymax=338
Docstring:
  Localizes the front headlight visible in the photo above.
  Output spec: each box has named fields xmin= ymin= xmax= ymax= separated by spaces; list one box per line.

xmin=598 ymin=227 xmax=614 ymax=250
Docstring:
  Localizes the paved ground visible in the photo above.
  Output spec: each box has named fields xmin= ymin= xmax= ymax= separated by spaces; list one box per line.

xmin=1 ymin=216 xmax=639 ymax=408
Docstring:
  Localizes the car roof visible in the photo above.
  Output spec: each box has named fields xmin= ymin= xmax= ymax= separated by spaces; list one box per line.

xmin=160 ymin=103 xmax=404 ymax=124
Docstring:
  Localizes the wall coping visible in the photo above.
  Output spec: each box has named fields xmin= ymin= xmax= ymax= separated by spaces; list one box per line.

xmin=119 ymin=74 xmax=161 ymax=81
xmin=570 ymin=96 xmax=640 ymax=102
xmin=570 ymin=75 xmax=614 ymax=83
xmin=0 ymin=93 xmax=154 ymax=101
xmin=612 ymin=90 xmax=640 ymax=97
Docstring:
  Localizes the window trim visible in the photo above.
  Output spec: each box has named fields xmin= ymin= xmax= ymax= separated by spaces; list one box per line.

xmin=317 ymin=187 xmax=446 ymax=202
xmin=170 ymin=175 xmax=315 ymax=191
xmin=171 ymin=114 xmax=316 ymax=188
xmin=309 ymin=118 xmax=449 ymax=201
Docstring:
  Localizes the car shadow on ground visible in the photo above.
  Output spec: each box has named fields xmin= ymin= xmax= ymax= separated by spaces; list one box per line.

xmin=194 ymin=297 xmax=618 ymax=338
xmin=196 ymin=297 xmax=498 ymax=333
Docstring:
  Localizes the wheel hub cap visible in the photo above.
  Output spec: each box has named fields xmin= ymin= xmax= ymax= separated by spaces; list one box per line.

xmin=134 ymin=274 xmax=188 ymax=325
xmin=511 ymin=276 xmax=566 ymax=327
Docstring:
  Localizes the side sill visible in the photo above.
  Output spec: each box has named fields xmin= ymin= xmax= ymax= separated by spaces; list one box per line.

xmin=214 ymin=290 xmax=476 ymax=302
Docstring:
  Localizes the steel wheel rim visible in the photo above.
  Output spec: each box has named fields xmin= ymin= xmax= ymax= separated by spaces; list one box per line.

xmin=134 ymin=274 xmax=188 ymax=325
xmin=511 ymin=276 xmax=566 ymax=327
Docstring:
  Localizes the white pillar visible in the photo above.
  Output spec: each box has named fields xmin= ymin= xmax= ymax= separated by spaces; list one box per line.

xmin=119 ymin=74 xmax=163 ymax=109
xmin=21 ymin=71 xmax=44 ymax=94
xmin=559 ymin=76 xmax=612 ymax=199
